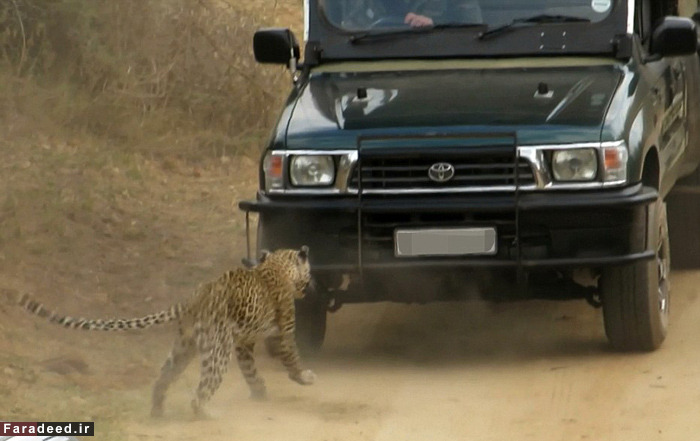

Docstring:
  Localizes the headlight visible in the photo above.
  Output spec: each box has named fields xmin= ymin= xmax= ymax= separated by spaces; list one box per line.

xmin=552 ymin=149 xmax=598 ymax=181
xmin=290 ymin=155 xmax=335 ymax=186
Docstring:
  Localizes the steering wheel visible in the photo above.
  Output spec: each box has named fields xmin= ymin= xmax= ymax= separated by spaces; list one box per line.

xmin=368 ymin=16 xmax=410 ymax=28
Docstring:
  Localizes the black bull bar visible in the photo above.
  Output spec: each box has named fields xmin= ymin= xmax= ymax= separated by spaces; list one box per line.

xmin=239 ymin=132 xmax=657 ymax=277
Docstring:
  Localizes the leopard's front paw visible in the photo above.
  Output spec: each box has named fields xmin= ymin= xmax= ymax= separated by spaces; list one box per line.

xmin=290 ymin=369 xmax=316 ymax=385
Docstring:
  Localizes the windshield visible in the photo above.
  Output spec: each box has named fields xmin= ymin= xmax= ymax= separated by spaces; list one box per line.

xmin=322 ymin=0 xmax=616 ymax=31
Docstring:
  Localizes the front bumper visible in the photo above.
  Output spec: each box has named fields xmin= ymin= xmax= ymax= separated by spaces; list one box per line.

xmin=239 ymin=183 xmax=657 ymax=271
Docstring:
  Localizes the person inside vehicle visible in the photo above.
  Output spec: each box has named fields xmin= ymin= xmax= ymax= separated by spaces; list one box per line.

xmin=401 ymin=0 xmax=483 ymax=27
xmin=335 ymin=0 xmax=482 ymax=29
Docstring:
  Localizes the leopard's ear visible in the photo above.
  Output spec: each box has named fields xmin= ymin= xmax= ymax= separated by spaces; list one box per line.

xmin=298 ymin=245 xmax=309 ymax=262
xmin=259 ymin=249 xmax=271 ymax=263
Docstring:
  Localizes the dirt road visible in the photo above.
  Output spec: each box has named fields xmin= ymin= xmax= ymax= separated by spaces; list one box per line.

xmin=122 ymin=269 xmax=700 ymax=441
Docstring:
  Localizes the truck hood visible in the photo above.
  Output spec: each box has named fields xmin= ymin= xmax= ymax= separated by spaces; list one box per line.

xmin=286 ymin=63 xmax=622 ymax=148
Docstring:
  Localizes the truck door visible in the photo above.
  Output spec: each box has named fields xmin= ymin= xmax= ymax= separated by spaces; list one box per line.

xmin=659 ymin=57 xmax=687 ymax=173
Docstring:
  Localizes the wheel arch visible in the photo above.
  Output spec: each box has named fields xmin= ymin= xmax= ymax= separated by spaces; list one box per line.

xmin=641 ymin=147 xmax=660 ymax=191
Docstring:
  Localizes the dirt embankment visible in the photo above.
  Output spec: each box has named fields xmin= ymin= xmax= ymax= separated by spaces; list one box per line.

xmin=0 ymin=0 xmax=301 ymax=437
xmin=0 ymin=122 xmax=259 ymax=437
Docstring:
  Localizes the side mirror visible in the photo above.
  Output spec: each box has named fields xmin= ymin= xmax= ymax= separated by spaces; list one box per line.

xmin=650 ymin=17 xmax=698 ymax=58
xmin=253 ymin=28 xmax=300 ymax=67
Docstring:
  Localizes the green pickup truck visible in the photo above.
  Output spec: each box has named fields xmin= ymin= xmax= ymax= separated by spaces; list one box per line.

xmin=240 ymin=0 xmax=700 ymax=352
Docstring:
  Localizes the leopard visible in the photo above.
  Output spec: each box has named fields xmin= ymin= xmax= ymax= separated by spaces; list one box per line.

xmin=5 ymin=246 xmax=316 ymax=418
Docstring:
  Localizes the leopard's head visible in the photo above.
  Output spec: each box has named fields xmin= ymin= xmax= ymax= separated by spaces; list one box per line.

xmin=259 ymin=246 xmax=312 ymax=299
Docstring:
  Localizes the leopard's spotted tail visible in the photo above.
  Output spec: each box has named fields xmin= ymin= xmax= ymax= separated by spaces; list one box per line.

xmin=11 ymin=290 xmax=184 ymax=331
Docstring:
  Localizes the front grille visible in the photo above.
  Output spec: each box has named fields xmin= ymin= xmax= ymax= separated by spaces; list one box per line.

xmin=349 ymin=151 xmax=535 ymax=192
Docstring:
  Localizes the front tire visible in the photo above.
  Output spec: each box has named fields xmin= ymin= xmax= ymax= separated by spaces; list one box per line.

xmin=600 ymin=198 xmax=670 ymax=351
xmin=294 ymin=296 xmax=327 ymax=356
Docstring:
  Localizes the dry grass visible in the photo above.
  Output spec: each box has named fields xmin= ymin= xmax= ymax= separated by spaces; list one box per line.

xmin=0 ymin=0 xmax=303 ymax=161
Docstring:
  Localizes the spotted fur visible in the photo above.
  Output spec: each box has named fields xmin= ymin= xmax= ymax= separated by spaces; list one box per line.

xmin=10 ymin=246 xmax=315 ymax=418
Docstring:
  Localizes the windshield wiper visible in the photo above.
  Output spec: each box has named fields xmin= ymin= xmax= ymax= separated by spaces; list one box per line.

xmin=349 ymin=22 xmax=485 ymax=44
xmin=478 ymin=14 xmax=590 ymax=40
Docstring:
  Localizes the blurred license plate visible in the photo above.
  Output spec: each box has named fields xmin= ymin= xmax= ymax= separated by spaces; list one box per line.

xmin=394 ymin=227 xmax=497 ymax=257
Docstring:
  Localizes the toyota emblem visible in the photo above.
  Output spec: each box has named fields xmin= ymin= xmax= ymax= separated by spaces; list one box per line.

xmin=428 ymin=162 xmax=455 ymax=183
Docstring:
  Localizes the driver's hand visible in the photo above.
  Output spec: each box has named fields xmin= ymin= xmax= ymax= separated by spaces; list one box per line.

xmin=404 ymin=13 xmax=434 ymax=27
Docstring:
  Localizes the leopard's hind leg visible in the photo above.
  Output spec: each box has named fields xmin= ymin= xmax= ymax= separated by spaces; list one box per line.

xmin=151 ymin=333 xmax=196 ymax=417
xmin=235 ymin=342 xmax=267 ymax=400
xmin=191 ymin=325 xmax=234 ymax=418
